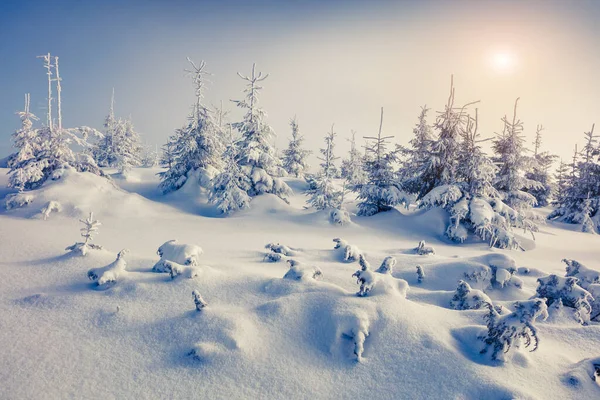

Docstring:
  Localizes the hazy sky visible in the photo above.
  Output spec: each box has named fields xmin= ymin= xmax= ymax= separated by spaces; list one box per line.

xmin=1 ymin=0 xmax=599 ymax=166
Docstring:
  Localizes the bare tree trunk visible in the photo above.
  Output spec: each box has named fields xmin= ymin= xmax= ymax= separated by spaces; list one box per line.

xmin=54 ymin=56 xmax=62 ymax=131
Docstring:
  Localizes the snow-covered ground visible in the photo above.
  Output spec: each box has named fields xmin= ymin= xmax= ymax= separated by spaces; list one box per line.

xmin=1 ymin=167 xmax=599 ymax=399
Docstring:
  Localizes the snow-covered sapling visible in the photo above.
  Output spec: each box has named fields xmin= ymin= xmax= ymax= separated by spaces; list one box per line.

xmin=376 ymin=256 xmax=396 ymax=274
xmin=563 ymin=259 xmax=600 ymax=290
xmin=40 ymin=201 xmax=61 ymax=220
xmin=416 ymin=240 xmax=435 ymax=255
xmin=153 ymin=240 xmax=203 ymax=272
xmin=333 ymin=238 xmax=362 ymax=262
xmin=265 ymin=243 xmax=296 ymax=256
xmin=283 ymin=259 xmax=323 ymax=281
xmin=65 ymin=212 xmax=103 ymax=256
xmin=450 ymin=280 xmax=492 ymax=310
xmin=87 ymin=249 xmax=129 ymax=287
xmin=536 ymin=274 xmax=594 ymax=324
xmin=479 ymin=298 xmax=548 ymax=361
xmin=352 ymin=255 xmax=377 ymax=297
xmin=416 ymin=265 xmax=425 ymax=283
xmin=192 ymin=290 xmax=208 ymax=311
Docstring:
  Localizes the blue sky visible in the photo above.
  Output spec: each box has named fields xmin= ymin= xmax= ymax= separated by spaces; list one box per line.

xmin=1 ymin=0 xmax=599 ymax=162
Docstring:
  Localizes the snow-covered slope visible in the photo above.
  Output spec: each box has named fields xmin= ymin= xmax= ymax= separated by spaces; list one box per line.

xmin=1 ymin=167 xmax=599 ymax=399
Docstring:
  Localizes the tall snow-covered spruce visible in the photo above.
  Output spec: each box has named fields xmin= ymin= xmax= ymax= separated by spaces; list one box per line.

xmin=159 ymin=58 xmax=224 ymax=193
xmin=8 ymin=94 xmax=41 ymax=191
xmin=281 ymin=117 xmax=311 ymax=178
xmin=211 ymin=63 xmax=291 ymax=213
xmin=355 ymin=107 xmax=409 ymax=216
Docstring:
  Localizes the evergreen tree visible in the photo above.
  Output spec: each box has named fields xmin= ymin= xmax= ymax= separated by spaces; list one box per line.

xmin=115 ymin=118 xmax=142 ymax=175
xmin=159 ymin=58 xmax=224 ymax=193
xmin=399 ymin=106 xmax=434 ymax=194
xmin=492 ymin=98 xmax=542 ymax=213
xmin=525 ymin=125 xmax=557 ymax=207
xmin=341 ymin=130 xmax=367 ymax=186
xmin=553 ymin=159 xmax=570 ymax=206
xmin=282 ymin=117 xmax=311 ymax=178
xmin=306 ymin=125 xmax=342 ymax=210
xmin=355 ymin=108 xmax=409 ymax=216
xmin=229 ymin=63 xmax=291 ymax=200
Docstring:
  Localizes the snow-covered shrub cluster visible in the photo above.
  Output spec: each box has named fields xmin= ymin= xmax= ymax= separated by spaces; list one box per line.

xmin=7 ymin=56 xmax=106 ymax=193
xmin=264 ymin=243 xmax=297 ymax=262
xmin=415 ymin=240 xmax=435 ymax=255
xmin=536 ymin=275 xmax=594 ymax=324
xmin=40 ymin=200 xmax=62 ymax=220
xmin=461 ymin=254 xmax=523 ymax=291
xmin=283 ymin=260 xmax=323 ymax=281
xmin=329 ymin=208 xmax=351 ymax=226
xmin=87 ymin=249 xmax=129 ymax=287
xmin=65 ymin=212 xmax=103 ymax=256
xmin=153 ymin=240 xmax=203 ymax=272
xmin=333 ymin=238 xmax=362 ymax=262
xmin=450 ymin=280 xmax=492 ymax=310
xmin=563 ymin=259 xmax=600 ymax=289
xmin=479 ymin=298 xmax=548 ymax=361
xmin=549 ymin=124 xmax=600 ymax=234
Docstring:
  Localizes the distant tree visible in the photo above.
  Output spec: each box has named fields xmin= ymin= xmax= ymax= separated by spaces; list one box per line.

xmin=159 ymin=58 xmax=224 ymax=193
xmin=399 ymin=106 xmax=434 ymax=194
xmin=524 ymin=125 xmax=557 ymax=207
xmin=341 ymin=130 xmax=367 ymax=186
xmin=306 ymin=125 xmax=342 ymax=210
xmin=282 ymin=116 xmax=311 ymax=178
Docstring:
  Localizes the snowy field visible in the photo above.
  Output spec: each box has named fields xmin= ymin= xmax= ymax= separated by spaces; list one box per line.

xmin=1 ymin=167 xmax=599 ymax=400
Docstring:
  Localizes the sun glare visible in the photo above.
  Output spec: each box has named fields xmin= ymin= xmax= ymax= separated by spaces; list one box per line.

xmin=490 ymin=51 xmax=517 ymax=73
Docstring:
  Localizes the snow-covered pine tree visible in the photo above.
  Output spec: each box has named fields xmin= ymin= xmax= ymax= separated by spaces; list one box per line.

xmin=65 ymin=211 xmax=103 ymax=256
xmin=114 ymin=117 xmax=142 ymax=175
xmin=159 ymin=58 xmax=224 ymax=193
xmin=355 ymin=108 xmax=409 ymax=216
xmin=524 ymin=125 xmax=557 ymax=207
xmin=398 ymin=106 xmax=434 ymax=194
xmin=93 ymin=89 xmax=118 ymax=167
xmin=282 ymin=116 xmax=311 ymax=178
xmin=548 ymin=124 xmax=600 ymax=232
xmin=341 ymin=130 xmax=367 ymax=186
xmin=227 ymin=63 xmax=291 ymax=201
xmin=141 ymin=144 xmax=159 ymax=168
xmin=553 ymin=159 xmax=570 ymax=206
xmin=492 ymin=98 xmax=542 ymax=216
xmin=305 ymin=125 xmax=343 ymax=210
xmin=581 ymin=194 xmax=597 ymax=234
xmin=7 ymin=94 xmax=43 ymax=191
xmin=209 ymin=130 xmax=252 ymax=214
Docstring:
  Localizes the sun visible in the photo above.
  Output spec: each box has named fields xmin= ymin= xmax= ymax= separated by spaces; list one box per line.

xmin=489 ymin=51 xmax=517 ymax=73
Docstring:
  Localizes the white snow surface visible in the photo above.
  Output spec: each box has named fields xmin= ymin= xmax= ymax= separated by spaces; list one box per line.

xmin=1 ymin=167 xmax=600 ymax=399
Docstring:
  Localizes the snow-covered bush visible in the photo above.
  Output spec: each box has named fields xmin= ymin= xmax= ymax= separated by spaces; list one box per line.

xmin=450 ymin=280 xmax=492 ymax=310
xmin=536 ymin=275 xmax=594 ymax=324
xmin=461 ymin=254 xmax=523 ymax=291
xmin=192 ymin=290 xmax=208 ymax=311
xmin=416 ymin=265 xmax=425 ymax=283
xmin=264 ymin=252 xmax=285 ymax=263
xmin=375 ymin=256 xmax=396 ymax=274
xmin=352 ymin=255 xmax=377 ymax=297
xmin=265 ymin=243 xmax=296 ymax=256
xmin=333 ymin=238 xmax=362 ymax=262
xmin=40 ymin=200 xmax=61 ymax=220
xmin=5 ymin=192 xmax=34 ymax=210
xmin=283 ymin=260 xmax=323 ymax=281
xmin=329 ymin=208 xmax=351 ymax=226
xmin=159 ymin=260 xmax=200 ymax=279
xmin=335 ymin=312 xmax=371 ymax=362
xmin=65 ymin=212 xmax=103 ymax=256
xmin=479 ymin=298 xmax=548 ymax=361
xmin=153 ymin=240 xmax=203 ymax=272
xmin=87 ymin=249 xmax=129 ymax=287
xmin=563 ymin=259 xmax=600 ymax=290
xmin=415 ymin=240 xmax=435 ymax=255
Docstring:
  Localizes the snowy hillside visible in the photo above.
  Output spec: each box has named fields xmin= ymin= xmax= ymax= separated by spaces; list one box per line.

xmin=1 ymin=167 xmax=599 ymax=399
